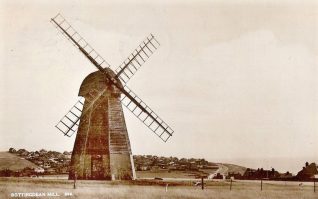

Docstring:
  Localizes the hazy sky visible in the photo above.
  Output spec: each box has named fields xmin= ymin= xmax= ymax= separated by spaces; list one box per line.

xmin=0 ymin=0 xmax=317 ymax=173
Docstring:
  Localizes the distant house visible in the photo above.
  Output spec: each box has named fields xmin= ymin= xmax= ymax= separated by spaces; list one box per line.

xmin=213 ymin=173 xmax=225 ymax=180
xmin=179 ymin=165 xmax=187 ymax=170
xmin=63 ymin=151 xmax=71 ymax=155
xmin=296 ymin=162 xmax=318 ymax=180
xmin=45 ymin=168 xmax=56 ymax=174
xmin=43 ymin=162 xmax=51 ymax=169
xmin=26 ymin=152 xmax=38 ymax=160
xmin=28 ymin=152 xmax=40 ymax=158
xmin=243 ymin=168 xmax=280 ymax=180
xmin=243 ymin=168 xmax=256 ymax=178
xmin=158 ymin=163 xmax=167 ymax=169
xmin=34 ymin=167 xmax=45 ymax=173
xmin=49 ymin=158 xmax=59 ymax=164
xmin=39 ymin=149 xmax=47 ymax=156
xmin=64 ymin=154 xmax=71 ymax=159
xmin=227 ymin=172 xmax=243 ymax=180
xmin=279 ymin=171 xmax=293 ymax=179
xmin=139 ymin=166 xmax=150 ymax=171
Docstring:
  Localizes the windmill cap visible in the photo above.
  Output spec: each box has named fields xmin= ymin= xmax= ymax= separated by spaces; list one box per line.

xmin=79 ymin=68 xmax=123 ymax=97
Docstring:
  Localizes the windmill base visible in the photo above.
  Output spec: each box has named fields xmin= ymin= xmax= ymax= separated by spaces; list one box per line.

xmin=68 ymin=153 xmax=135 ymax=180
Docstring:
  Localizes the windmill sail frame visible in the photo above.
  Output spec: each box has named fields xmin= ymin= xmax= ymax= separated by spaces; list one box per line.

xmin=55 ymin=98 xmax=84 ymax=137
xmin=115 ymin=34 xmax=160 ymax=85
xmin=51 ymin=13 xmax=174 ymax=142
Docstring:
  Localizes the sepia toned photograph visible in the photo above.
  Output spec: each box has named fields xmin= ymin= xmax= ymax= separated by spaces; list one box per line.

xmin=0 ymin=0 xmax=317 ymax=198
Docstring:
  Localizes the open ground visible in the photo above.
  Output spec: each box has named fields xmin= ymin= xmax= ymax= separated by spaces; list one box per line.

xmin=0 ymin=177 xmax=316 ymax=199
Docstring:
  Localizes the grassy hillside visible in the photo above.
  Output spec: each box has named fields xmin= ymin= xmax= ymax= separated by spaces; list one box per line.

xmin=222 ymin=163 xmax=247 ymax=175
xmin=0 ymin=152 xmax=37 ymax=171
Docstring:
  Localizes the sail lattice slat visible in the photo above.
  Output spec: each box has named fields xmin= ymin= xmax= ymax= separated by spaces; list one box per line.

xmin=55 ymin=98 xmax=84 ymax=137
xmin=51 ymin=13 xmax=110 ymax=69
xmin=121 ymin=86 xmax=174 ymax=142
xmin=115 ymin=34 xmax=160 ymax=84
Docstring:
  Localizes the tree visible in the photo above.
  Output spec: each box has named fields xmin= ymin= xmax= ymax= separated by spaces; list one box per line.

xmin=17 ymin=149 xmax=29 ymax=156
xmin=8 ymin=148 xmax=16 ymax=153
xmin=39 ymin=149 xmax=47 ymax=154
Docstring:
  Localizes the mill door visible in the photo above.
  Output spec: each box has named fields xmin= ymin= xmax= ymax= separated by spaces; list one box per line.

xmin=91 ymin=155 xmax=104 ymax=179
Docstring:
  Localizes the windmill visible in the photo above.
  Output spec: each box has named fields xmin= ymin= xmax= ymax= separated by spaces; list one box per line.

xmin=51 ymin=14 xmax=174 ymax=180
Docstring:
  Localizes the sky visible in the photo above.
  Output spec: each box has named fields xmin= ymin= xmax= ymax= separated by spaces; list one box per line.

xmin=0 ymin=0 xmax=317 ymax=173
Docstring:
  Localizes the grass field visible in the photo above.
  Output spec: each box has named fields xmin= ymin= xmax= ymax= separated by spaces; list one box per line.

xmin=0 ymin=177 xmax=316 ymax=199
xmin=136 ymin=169 xmax=217 ymax=179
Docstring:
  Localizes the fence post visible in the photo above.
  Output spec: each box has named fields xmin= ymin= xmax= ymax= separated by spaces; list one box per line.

xmin=261 ymin=179 xmax=263 ymax=191
xmin=314 ymin=179 xmax=316 ymax=193
xmin=230 ymin=179 xmax=232 ymax=190
xmin=73 ymin=174 xmax=77 ymax=189
xmin=201 ymin=177 xmax=204 ymax=190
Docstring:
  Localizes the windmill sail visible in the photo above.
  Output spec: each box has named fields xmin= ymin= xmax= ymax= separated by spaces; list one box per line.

xmin=115 ymin=34 xmax=160 ymax=85
xmin=51 ymin=13 xmax=110 ymax=69
xmin=51 ymin=14 xmax=174 ymax=142
xmin=55 ymin=98 xmax=84 ymax=137
xmin=121 ymin=86 xmax=174 ymax=142
xmin=55 ymin=88 xmax=109 ymax=137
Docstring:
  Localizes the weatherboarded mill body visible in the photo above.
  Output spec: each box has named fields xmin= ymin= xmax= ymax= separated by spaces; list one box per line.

xmin=52 ymin=14 xmax=174 ymax=181
xmin=69 ymin=69 xmax=135 ymax=180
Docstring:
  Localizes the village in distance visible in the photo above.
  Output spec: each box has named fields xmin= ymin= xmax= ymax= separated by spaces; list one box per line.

xmin=0 ymin=148 xmax=317 ymax=182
